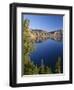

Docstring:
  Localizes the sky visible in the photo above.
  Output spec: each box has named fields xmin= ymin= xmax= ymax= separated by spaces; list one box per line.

xmin=22 ymin=14 xmax=63 ymax=32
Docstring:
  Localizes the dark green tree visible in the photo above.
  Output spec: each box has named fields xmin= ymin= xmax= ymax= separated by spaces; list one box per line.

xmin=39 ymin=59 xmax=45 ymax=74
xmin=55 ymin=57 xmax=61 ymax=73
xmin=45 ymin=66 xmax=52 ymax=74
xmin=32 ymin=64 xmax=39 ymax=74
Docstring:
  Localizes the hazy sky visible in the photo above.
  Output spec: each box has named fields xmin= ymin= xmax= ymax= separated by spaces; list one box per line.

xmin=22 ymin=14 xmax=63 ymax=32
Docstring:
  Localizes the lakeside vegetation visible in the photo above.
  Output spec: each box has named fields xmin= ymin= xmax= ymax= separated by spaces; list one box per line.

xmin=23 ymin=19 xmax=62 ymax=75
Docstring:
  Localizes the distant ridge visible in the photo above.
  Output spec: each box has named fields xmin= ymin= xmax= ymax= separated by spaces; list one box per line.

xmin=31 ymin=29 xmax=47 ymax=32
xmin=31 ymin=29 xmax=62 ymax=33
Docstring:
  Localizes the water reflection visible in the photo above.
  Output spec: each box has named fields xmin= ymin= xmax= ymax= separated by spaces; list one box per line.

xmin=34 ymin=37 xmax=62 ymax=43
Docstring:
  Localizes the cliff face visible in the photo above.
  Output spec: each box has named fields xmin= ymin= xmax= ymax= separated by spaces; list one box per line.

xmin=49 ymin=30 xmax=63 ymax=40
xmin=30 ymin=29 xmax=63 ymax=41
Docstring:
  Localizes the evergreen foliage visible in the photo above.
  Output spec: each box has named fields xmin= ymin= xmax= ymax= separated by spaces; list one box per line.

xmin=55 ymin=57 xmax=61 ymax=73
xmin=45 ymin=66 xmax=52 ymax=74
xmin=39 ymin=59 xmax=45 ymax=74
xmin=23 ymin=19 xmax=62 ymax=75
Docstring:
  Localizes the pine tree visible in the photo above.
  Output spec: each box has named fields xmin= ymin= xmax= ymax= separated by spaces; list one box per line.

xmin=32 ymin=64 xmax=39 ymax=74
xmin=45 ymin=66 xmax=52 ymax=74
xmin=55 ymin=57 xmax=61 ymax=73
xmin=23 ymin=19 xmax=35 ymax=75
xmin=23 ymin=19 xmax=34 ymax=56
xmin=39 ymin=59 xmax=45 ymax=74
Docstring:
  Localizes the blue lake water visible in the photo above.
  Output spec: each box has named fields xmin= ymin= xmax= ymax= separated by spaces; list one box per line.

xmin=30 ymin=39 xmax=63 ymax=70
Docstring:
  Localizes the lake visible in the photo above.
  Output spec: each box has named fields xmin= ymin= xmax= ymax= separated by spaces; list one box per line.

xmin=30 ymin=39 xmax=63 ymax=71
